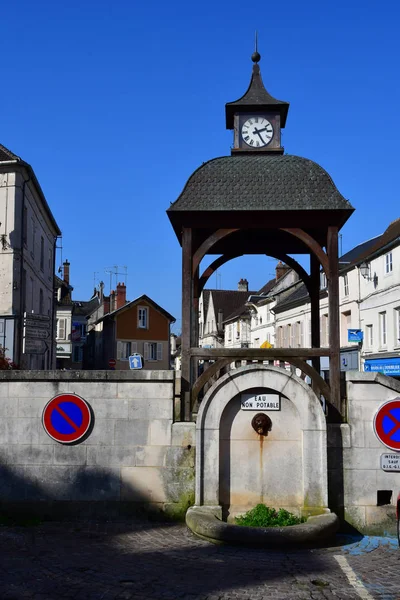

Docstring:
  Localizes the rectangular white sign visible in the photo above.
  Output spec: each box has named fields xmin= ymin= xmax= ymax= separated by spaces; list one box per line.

xmin=380 ymin=453 xmax=400 ymax=472
xmin=241 ymin=393 xmax=280 ymax=411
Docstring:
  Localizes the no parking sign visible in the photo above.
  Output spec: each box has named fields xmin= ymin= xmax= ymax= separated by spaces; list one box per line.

xmin=42 ymin=393 xmax=93 ymax=444
xmin=374 ymin=398 xmax=400 ymax=452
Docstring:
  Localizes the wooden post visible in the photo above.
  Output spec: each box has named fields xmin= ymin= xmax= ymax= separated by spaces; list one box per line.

xmin=192 ymin=267 xmax=200 ymax=401
xmin=181 ymin=228 xmax=193 ymax=422
xmin=327 ymin=226 xmax=341 ymax=414
xmin=310 ymin=254 xmax=321 ymax=378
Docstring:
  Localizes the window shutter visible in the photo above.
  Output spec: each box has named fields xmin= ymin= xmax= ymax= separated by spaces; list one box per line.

xmin=157 ymin=343 xmax=163 ymax=361
xmin=117 ymin=341 xmax=122 ymax=360
xmin=144 ymin=342 xmax=149 ymax=360
xmin=131 ymin=342 xmax=137 ymax=353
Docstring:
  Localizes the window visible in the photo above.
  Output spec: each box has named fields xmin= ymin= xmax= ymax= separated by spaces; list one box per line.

xmin=379 ymin=312 xmax=387 ymax=347
xmin=266 ymin=308 xmax=270 ymax=323
xmin=144 ymin=342 xmax=162 ymax=361
xmin=23 ymin=207 xmax=28 ymax=246
xmin=320 ymin=272 xmax=327 ymax=290
xmin=321 ymin=314 xmax=329 ymax=346
xmin=227 ymin=324 xmax=231 ymax=341
xmin=385 ymin=252 xmax=393 ymax=274
xmin=40 ymin=237 xmax=44 ymax=271
xmin=236 ymin=321 xmax=240 ymax=338
xmin=343 ymin=274 xmax=349 ymax=296
xmin=290 ymin=324 xmax=296 ymax=348
xmin=277 ymin=327 xmax=283 ymax=347
xmin=57 ymin=318 xmax=66 ymax=340
xmin=138 ymin=306 xmax=148 ymax=329
xmin=117 ymin=341 xmax=137 ymax=360
xmin=341 ymin=310 xmax=351 ymax=344
xmin=366 ymin=325 xmax=373 ymax=349
xmin=395 ymin=309 xmax=400 ymax=346
xmin=199 ymin=323 xmax=203 ymax=338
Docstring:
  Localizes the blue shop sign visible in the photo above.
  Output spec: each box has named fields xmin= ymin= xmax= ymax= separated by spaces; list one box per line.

xmin=348 ymin=329 xmax=363 ymax=342
xmin=364 ymin=358 xmax=400 ymax=376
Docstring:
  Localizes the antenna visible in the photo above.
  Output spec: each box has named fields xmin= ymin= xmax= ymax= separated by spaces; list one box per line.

xmin=104 ymin=265 xmax=129 ymax=293
xmin=93 ymin=271 xmax=99 ymax=289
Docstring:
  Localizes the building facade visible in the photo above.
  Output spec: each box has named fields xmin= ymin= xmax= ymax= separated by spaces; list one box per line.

xmin=0 ymin=143 xmax=61 ymax=369
xmin=87 ymin=293 xmax=175 ymax=370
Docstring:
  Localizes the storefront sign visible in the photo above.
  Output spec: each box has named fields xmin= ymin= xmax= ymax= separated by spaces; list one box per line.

xmin=241 ymin=393 xmax=280 ymax=411
xmin=364 ymin=358 xmax=400 ymax=376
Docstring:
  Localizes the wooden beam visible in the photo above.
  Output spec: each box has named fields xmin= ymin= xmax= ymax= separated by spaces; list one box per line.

xmin=281 ymin=228 xmax=329 ymax=276
xmin=310 ymin=254 xmax=321 ymax=379
xmin=187 ymin=347 xmax=330 ymax=359
xmin=199 ymin=253 xmax=243 ymax=294
xmin=192 ymin=229 xmax=238 ymax=272
xmin=327 ymin=226 xmax=341 ymax=414
xmin=181 ymin=227 xmax=193 ymax=422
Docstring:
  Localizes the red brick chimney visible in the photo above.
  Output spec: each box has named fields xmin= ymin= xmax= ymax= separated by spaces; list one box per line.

xmin=103 ymin=295 xmax=110 ymax=315
xmin=63 ymin=260 xmax=70 ymax=285
xmin=275 ymin=261 xmax=290 ymax=281
xmin=116 ymin=282 xmax=127 ymax=309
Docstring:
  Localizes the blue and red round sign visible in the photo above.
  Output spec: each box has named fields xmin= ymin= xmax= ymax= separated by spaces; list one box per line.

xmin=42 ymin=393 xmax=92 ymax=444
xmin=374 ymin=398 xmax=400 ymax=452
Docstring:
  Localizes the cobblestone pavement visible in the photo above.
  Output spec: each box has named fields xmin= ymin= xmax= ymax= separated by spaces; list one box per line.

xmin=0 ymin=520 xmax=400 ymax=600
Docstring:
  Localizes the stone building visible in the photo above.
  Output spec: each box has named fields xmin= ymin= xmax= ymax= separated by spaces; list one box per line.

xmin=0 ymin=143 xmax=61 ymax=369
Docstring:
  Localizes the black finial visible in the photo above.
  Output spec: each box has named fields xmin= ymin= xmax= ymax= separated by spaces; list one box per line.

xmin=251 ymin=31 xmax=261 ymax=63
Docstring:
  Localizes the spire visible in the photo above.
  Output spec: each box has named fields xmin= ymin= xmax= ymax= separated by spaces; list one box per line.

xmin=225 ymin=41 xmax=289 ymax=130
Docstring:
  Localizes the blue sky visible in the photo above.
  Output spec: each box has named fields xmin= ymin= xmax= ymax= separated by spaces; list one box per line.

xmin=2 ymin=0 xmax=400 ymax=332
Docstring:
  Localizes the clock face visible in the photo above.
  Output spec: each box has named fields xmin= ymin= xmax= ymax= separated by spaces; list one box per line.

xmin=241 ymin=117 xmax=273 ymax=148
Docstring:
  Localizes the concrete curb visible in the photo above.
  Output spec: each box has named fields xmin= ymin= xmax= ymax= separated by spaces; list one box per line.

xmin=186 ymin=507 xmax=339 ymax=546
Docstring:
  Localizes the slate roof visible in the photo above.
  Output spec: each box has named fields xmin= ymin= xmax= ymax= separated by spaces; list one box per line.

xmin=73 ymin=297 xmax=100 ymax=317
xmin=257 ymin=277 xmax=277 ymax=295
xmin=343 ymin=218 xmax=400 ymax=269
xmin=168 ymin=155 xmax=353 ymax=213
xmin=225 ymin=63 xmax=289 ymax=128
xmin=339 ymin=235 xmax=381 ymax=266
xmin=204 ymin=289 xmax=257 ymax=324
xmin=273 ymin=283 xmax=310 ymax=313
xmin=0 ymin=143 xmax=20 ymax=162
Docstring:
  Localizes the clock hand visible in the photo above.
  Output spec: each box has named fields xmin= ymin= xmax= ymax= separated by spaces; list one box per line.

xmin=252 ymin=127 xmax=268 ymax=144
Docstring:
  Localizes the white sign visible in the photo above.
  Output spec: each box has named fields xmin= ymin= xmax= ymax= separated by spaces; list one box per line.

xmin=241 ymin=393 xmax=280 ymax=411
xmin=380 ymin=453 xmax=400 ymax=472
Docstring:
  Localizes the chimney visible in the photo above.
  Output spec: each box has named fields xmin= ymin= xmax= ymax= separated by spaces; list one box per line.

xmin=116 ymin=282 xmax=127 ymax=309
xmin=238 ymin=278 xmax=248 ymax=292
xmin=217 ymin=309 xmax=223 ymax=332
xmin=63 ymin=260 xmax=70 ymax=285
xmin=275 ymin=261 xmax=290 ymax=281
xmin=103 ymin=295 xmax=110 ymax=315
xmin=110 ymin=290 xmax=116 ymax=312
xmin=99 ymin=281 xmax=104 ymax=302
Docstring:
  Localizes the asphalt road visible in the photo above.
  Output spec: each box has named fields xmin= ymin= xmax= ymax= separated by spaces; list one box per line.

xmin=1 ymin=520 xmax=400 ymax=600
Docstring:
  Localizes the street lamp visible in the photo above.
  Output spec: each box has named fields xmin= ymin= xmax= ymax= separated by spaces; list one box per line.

xmin=359 ymin=262 xmax=378 ymax=286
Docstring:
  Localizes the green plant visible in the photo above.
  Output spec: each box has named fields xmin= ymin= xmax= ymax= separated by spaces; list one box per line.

xmin=235 ymin=504 xmax=306 ymax=528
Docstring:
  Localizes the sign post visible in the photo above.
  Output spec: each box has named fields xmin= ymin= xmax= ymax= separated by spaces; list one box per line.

xmin=23 ymin=313 xmax=51 ymax=355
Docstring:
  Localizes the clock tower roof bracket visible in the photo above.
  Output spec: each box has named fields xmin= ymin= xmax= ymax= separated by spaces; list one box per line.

xmin=225 ymin=56 xmax=289 ymax=130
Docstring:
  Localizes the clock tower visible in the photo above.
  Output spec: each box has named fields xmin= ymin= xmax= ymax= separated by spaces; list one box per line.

xmin=225 ymin=49 xmax=289 ymax=154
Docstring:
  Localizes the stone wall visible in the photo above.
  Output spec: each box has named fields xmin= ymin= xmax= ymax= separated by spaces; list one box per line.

xmin=329 ymin=371 xmax=400 ymax=535
xmin=0 ymin=370 xmax=195 ymax=520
